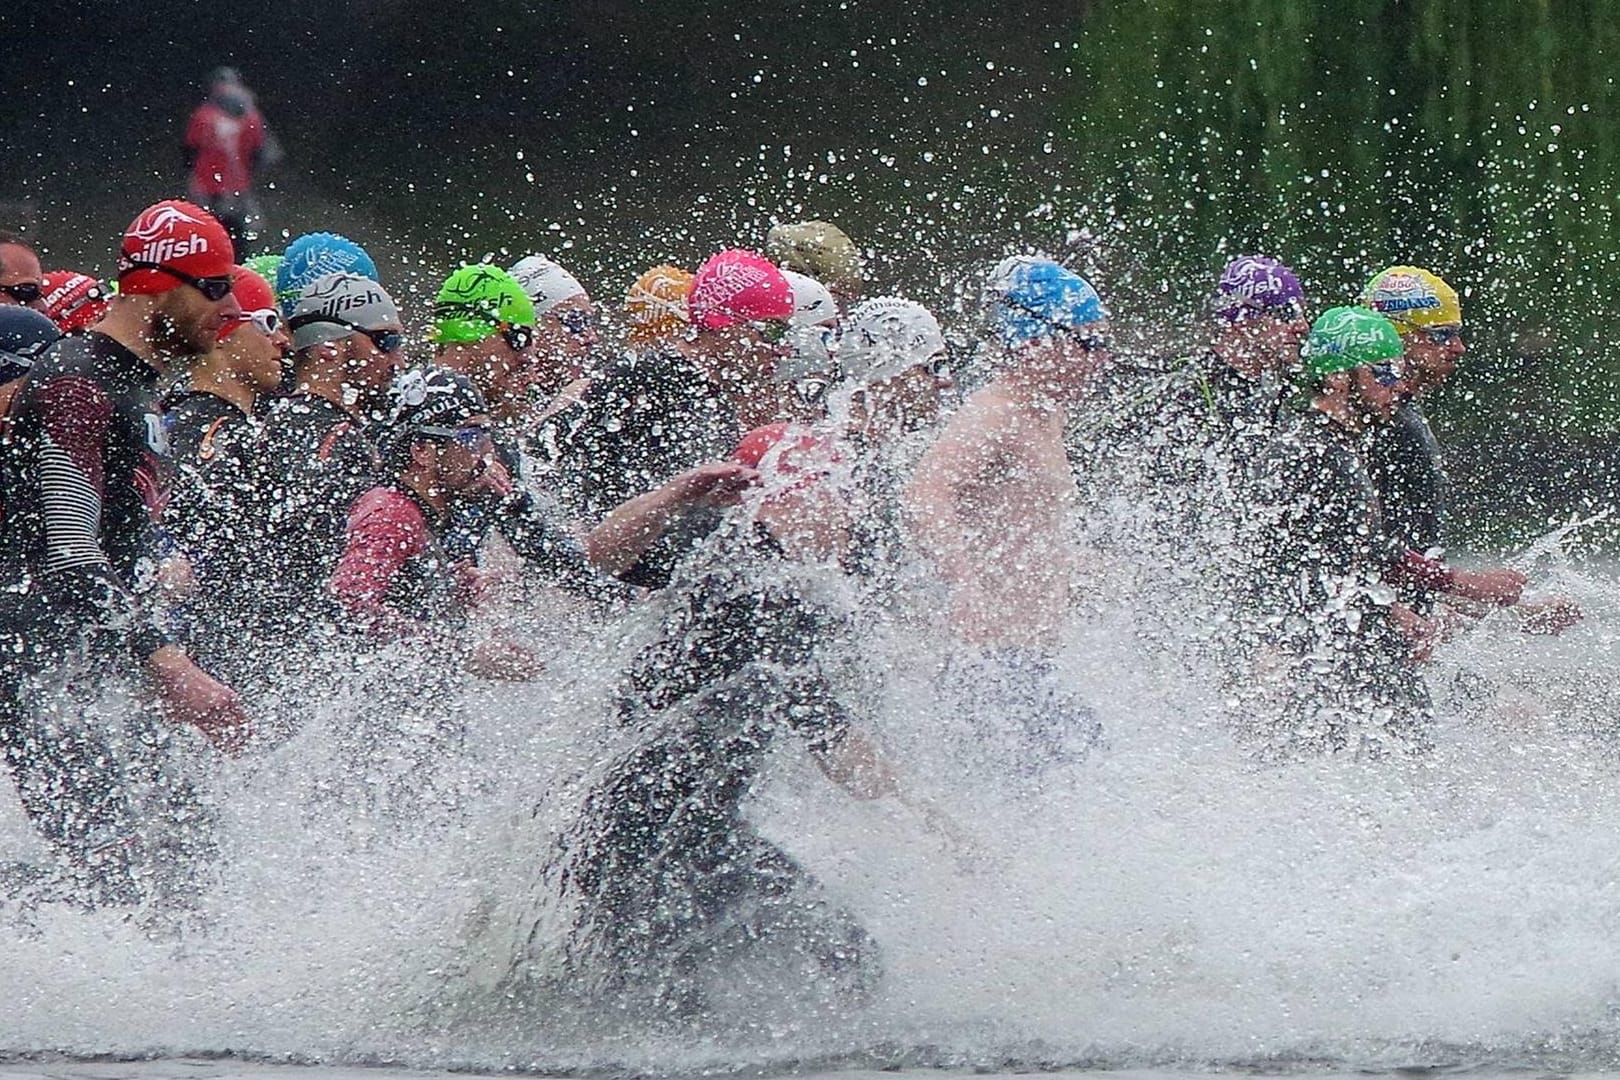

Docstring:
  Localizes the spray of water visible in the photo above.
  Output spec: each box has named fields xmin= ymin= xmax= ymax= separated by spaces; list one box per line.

xmin=3 ymin=472 xmax=1620 ymax=1076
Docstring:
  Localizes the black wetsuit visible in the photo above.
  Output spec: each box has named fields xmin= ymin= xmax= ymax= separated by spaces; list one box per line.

xmin=1365 ymin=401 xmax=1449 ymax=555
xmin=162 ymin=390 xmax=272 ymax=674
xmin=1075 ymin=351 xmax=1285 ymax=527
xmin=1365 ymin=400 xmax=1451 ymax=611
xmin=254 ymin=392 xmax=382 ymax=630
xmin=0 ymin=332 xmax=209 ymax=898
xmin=546 ymin=521 xmax=875 ymax=1016
xmin=1151 ymin=353 xmax=1286 ymax=489
xmin=528 ymin=350 xmax=741 ymax=524
xmin=1244 ymin=408 xmax=1432 ymax=758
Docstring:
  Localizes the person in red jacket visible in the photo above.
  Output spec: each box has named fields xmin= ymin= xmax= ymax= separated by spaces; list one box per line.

xmin=183 ymin=67 xmax=274 ymax=250
xmin=329 ymin=367 xmax=539 ymax=677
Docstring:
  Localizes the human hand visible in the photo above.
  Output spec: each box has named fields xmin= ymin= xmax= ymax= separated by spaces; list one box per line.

xmin=148 ymin=645 xmax=252 ymax=755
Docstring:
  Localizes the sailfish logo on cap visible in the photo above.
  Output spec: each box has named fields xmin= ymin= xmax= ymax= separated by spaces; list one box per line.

xmin=128 ymin=205 xmax=203 ymax=242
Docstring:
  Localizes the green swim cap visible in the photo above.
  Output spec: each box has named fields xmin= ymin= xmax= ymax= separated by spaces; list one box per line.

xmin=243 ymin=253 xmax=284 ymax=286
xmin=1300 ymin=306 xmax=1403 ymax=378
xmin=432 ymin=264 xmax=536 ymax=344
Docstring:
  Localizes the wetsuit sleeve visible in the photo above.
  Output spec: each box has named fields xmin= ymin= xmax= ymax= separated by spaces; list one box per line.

xmin=617 ymin=507 xmax=725 ymax=591
xmin=776 ymin=669 xmax=854 ymax=753
xmin=1387 ymin=549 xmax=1455 ymax=592
xmin=32 ymin=375 xmax=171 ymax=658
xmin=495 ymin=490 xmax=629 ymax=602
xmin=330 ymin=490 xmax=428 ymax=628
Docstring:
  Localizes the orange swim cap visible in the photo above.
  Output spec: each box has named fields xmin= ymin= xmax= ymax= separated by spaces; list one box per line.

xmin=625 ymin=264 xmax=694 ymax=348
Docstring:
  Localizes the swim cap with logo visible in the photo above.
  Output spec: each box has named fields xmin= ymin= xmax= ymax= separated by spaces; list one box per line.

xmin=1213 ymin=256 xmax=1305 ymax=322
xmin=765 ymin=221 xmax=863 ymax=298
xmin=625 ymin=264 xmax=694 ymax=347
xmin=290 ymin=272 xmax=402 ymax=351
xmin=0 ymin=306 xmax=62 ymax=381
xmin=431 ymin=264 xmax=536 ymax=344
xmin=993 ymin=260 xmax=1108 ymax=347
xmin=689 ymin=250 xmax=795 ymax=331
xmin=388 ymin=367 xmax=488 ymax=430
xmin=218 ymin=266 xmax=277 ymax=341
xmin=775 ymin=270 xmax=839 ymax=382
xmin=783 ymin=270 xmax=839 ymax=328
xmin=117 ymin=199 xmax=235 ymax=295
xmin=276 ymin=233 xmax=378 ymax=317
xmin=39 ymin=271 xmax=110 ymax=332
xmin=1300 ymin=306 xmax=1404 ymax=378
xmin=509 ymin=254 xmax=586 ymax=315
xmin=1361 ymin=265 xmax=1461 ymax=332
xmin=839 ymin=297 xmax=947 ymax=385
xmin=381 ymin=367 xmax=490 ymax=467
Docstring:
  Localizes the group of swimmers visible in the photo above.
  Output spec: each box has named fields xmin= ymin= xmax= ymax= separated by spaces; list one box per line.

xmin=0 ymin=199 xmax=1578 ymax=1015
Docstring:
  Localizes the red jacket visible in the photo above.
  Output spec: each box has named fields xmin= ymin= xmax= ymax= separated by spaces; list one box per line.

xmin=330 ymin=486 xmax=458 ymax=633
xmin=185 ymin=101 xmax=264 ymax=196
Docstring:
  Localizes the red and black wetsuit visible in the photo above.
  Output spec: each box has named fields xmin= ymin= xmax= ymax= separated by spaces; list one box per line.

xmin=330 ymin=485 xmax=461 ymax=631
xmin=0 ymin=331 xmax=171 ymax=659
xmin=0 ymin=331 xmax=208 ymax=896
xmin=1244 ymin=408 xmax=1433 ymax=758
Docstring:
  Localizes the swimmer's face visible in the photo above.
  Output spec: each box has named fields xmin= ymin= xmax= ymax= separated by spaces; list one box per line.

xmin=1399 ymin=324 xmax=1464 ymax=392
xmin=1351 ymin=364 xmax=1402 ymax=422
xmin=434 ymin=415 xmax=498 ymax=493
xmin=1220 ymin=311 xmax=1310 ymax=378
xmin=868 ymin=359 xmax=951 ymax=434
xmin=1042 ymin=320 xmax=1112 ymax=398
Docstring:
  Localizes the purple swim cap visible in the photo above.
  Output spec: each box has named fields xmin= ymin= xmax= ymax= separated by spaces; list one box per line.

xmin=1213 ymin=256 xmax=1304 ymax=322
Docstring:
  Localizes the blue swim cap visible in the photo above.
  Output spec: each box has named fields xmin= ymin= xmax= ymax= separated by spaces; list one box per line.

xmin=276 ymin=232 xmax=379 ymax=317
xmin=993 ymin=260 xmax=1108 ymax=347
xmin=0 ymin=306 xmax=61 ymax=381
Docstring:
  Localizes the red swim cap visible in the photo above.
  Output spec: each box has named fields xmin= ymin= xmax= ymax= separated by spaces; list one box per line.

xmin=117 ymin=199 xmax=235 ymax=295
xmin=39 ymin=270 xmax=111 ymax=332
xmin=689 ymin=250 xmax=794 ymax=331
xmin=217 ymin=266 xmax=277 ymax=340
xmin=733 ymin=422 xmax=841 ymax=497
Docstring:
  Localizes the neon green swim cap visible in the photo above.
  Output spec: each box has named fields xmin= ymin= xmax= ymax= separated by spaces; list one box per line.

xmin=432 ymin=264 xmax=536 ymax=344
xmin=1300 ymin=306 xmax=1403 ymax=378
xmin=243 ymin=253 xmax=284 ymax=287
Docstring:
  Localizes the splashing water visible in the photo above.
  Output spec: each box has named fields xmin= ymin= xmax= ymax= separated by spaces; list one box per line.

xmin=3 ymin=512 xmax=1620 ymax=1077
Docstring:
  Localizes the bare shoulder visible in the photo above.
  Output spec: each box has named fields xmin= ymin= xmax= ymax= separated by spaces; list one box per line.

xmin=946 ymin=384 xmax=1026 ymax=439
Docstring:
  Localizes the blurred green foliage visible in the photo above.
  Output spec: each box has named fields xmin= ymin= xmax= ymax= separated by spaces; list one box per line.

xmin=1064 ymin=0 xmax=1620 ymax=442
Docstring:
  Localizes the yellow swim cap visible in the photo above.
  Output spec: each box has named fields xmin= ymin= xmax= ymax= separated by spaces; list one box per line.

xmin=1361 ymin=265 xmax=1461 ymax=332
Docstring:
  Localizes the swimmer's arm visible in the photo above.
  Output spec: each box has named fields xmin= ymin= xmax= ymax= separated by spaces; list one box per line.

xmin=816 ymin=733 xmax=982 ymax=865
xmin=812 ymin=730 xmax=900 ymax=800
xmin=584 ymin=462 xmax=759 ymax=576
xmin=1389 ymin=602 xmax=1442 ymax=662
